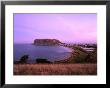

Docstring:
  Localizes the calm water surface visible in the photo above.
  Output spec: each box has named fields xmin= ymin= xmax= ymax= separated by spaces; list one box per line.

xmin=14 ymin=44 xmax=73 ymax=63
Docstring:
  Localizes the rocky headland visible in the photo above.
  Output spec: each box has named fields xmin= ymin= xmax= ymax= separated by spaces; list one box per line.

xmin=34 ymin=39 xmax=62 ymax=46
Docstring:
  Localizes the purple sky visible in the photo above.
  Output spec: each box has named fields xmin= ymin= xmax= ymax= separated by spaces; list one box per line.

xmin=14 ymin=13 xmax=97 ymax=44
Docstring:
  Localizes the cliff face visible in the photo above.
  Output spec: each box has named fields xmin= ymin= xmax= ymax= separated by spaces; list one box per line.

xmin=34 ymin=39 xmax=61 ymax=46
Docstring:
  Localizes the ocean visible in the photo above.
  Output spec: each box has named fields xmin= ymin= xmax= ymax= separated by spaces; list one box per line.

xmin=14 ymin=44 xmax=73 ymax=63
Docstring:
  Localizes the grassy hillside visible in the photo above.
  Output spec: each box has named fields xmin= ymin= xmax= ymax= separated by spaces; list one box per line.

xmin=14 ymin=63 xmax=97 ymax=75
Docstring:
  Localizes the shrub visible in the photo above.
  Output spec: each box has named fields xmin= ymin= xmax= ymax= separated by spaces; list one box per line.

xmin=36 ymin=58 xmax=52 ymax=64
xmin=74 ymin=50 xmax=88 ymax=63
xmin=72 ymin=46 xmax=97 ymax=63
xmin=87 ymin=50 xmax=97 ymax=63
xmin=19 ymin=55 xmax=29 ymax=63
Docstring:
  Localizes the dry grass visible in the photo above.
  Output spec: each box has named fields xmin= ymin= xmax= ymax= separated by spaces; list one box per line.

xmin=14 ymin=63 xmax=97 ymax=75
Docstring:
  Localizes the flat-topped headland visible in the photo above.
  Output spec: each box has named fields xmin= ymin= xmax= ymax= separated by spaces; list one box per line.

xmin=34 ymin=39 xmax=62 ymax=46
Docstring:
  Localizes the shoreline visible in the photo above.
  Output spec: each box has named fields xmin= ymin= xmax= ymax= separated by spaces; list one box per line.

xmin=14 ymin=44 xmax=97 ymax=64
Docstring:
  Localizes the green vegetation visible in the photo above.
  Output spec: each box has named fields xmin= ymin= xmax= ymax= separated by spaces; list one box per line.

xmin=68 ymin=46 xmax=97 ymax=63
xmin=87 ymin=49 xmax=97 ymax=63
xmin=36 ymin=58 xmax=52 ymax=63
xmin=73 ymin=49 xmax=88 ymax=63
xmin=19 ymin=55 xmax=29 ymax=63
xmin=14 ymin=55 xmax=29 ymax=64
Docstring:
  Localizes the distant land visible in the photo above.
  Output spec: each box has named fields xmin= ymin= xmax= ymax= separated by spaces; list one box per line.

xmin=34 ymin=39 xmax=62 ymax=46
xmin=33 ymin=39 xmax=97 ymax=46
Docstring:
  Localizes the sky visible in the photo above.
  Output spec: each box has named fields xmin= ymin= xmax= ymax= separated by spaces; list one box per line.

xmin=14 ymin=13 xmax=97 ymax=44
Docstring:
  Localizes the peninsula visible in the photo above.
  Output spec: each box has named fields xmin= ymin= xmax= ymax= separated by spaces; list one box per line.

xmin=34 ymin=39 xmax=61 ymax=46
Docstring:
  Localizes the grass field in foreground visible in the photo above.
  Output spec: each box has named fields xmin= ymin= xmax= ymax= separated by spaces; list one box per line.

xmin=14 ymin=63 xmax=97 ymax=75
